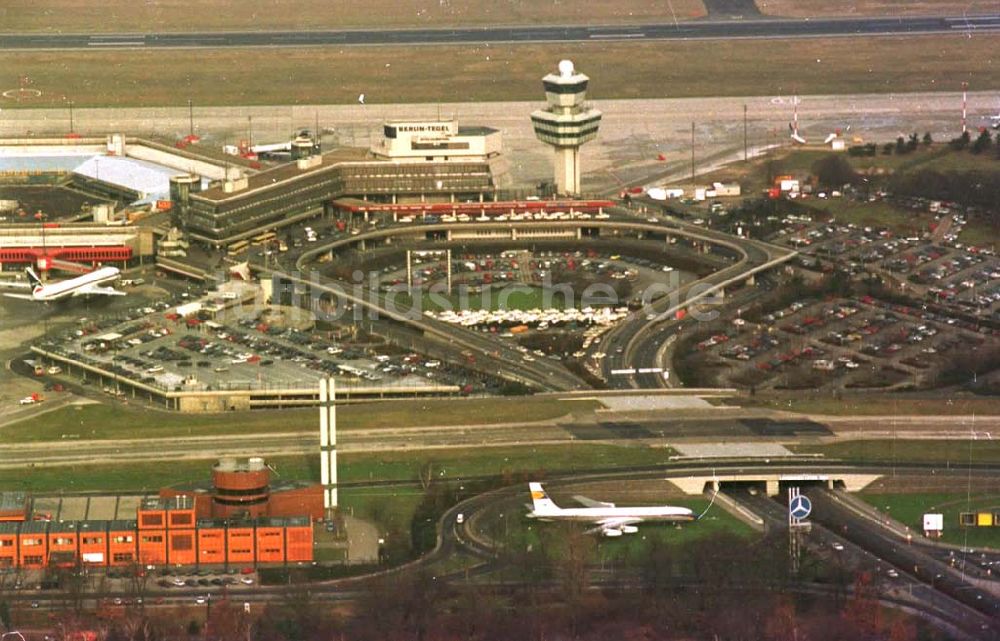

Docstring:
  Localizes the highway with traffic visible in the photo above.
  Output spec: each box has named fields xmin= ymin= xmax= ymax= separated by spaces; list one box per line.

xmin=445 ymin=467 xmax=1000 ymax=640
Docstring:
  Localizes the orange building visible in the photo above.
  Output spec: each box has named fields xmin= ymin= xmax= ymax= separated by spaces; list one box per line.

xmin=78 ymin=521 xmax=107 ymax=566
xmin=48 ymin=522 xmax=79 ymax=568
xmin=196 ymin=522 xmax=226 ymax=565
xmin=107 ymin=520 xmax=137 ymax=567
xmin=283 ymin=517 xmax=314 ymax=562
xmin=254 ymin=519 xmax=286 ymax=564
xmin=160 ymin=458 xmax=323 ymax=521
xmin=18 ymin=522 xmax=48 ymax=569
xmin=0 ymin=459 xmax=316 ymax=570
xmin=225 ymin=521 xmax=256 ymax=565
xmin=0 ymin=523 xmax=17 ymax=567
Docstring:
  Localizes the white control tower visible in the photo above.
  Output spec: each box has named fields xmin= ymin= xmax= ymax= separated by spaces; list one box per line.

xmin=530 ymin=60 xmax=602 ymax=196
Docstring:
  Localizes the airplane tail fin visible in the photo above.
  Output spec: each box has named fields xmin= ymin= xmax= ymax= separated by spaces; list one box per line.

xmin=528 ymin=482 xmax=560 ymax=515
xmin=25 ymin=267 xmax=42 ymax=289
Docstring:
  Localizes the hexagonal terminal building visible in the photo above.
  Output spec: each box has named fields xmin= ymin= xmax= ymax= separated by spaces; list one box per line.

xmin=530 ymin=60 xmax=602 ymax=196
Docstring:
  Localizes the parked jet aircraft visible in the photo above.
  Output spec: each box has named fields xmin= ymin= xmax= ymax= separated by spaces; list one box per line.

xmin=1 ymin=266 xmax=124 ymax=302
xmin=527 ymin=482 xmax=695 ymax=537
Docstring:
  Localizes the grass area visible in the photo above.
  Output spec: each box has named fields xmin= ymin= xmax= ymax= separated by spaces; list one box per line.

xmin=959 ymin=220 xmax=998 ymax=250
xmin=1 ymin=396 xmax=600 ymax=443
xmin=598 ymin=497 xmax=756 ymax=559
xmin=801 ymin=199 xmax=932 ymax=234
xmin=743 ymin=395 xmax=1000 ymax=416
xmin=859 ymin=492 xmax=1000 ymax=548
xmin=1 ymin=34 xmax=997 ymax=108
xmin=339 ymin=486 xmax=426 ymax=541
xmin=758 ymin=0 xmax=997 ymax=18
xmin=792 ymin=440 xmax=1000 ymax=465
xmin=718 ymin=144 xmax=998 ymax=193
xmin=0 ymin=0 xmax=707 ymax=33
xmin=0 ymin=443 xmax=679 ymax=493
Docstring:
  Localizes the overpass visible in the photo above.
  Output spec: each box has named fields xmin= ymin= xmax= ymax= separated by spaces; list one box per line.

xmin=669 ymin=471 xmax=881 ymax=496
xmin=283 ymin=216 xmax=794 ymax=391
xmin=287 ymin=217 xmax=781 ymax=388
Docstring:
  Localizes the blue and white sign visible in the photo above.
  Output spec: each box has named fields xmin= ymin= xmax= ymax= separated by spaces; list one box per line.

xmin=789 ymin=494 xmax=812 ymax=520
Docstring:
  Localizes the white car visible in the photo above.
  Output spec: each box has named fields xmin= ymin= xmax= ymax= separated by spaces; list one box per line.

xmin=18 ymin=397 xmax=36 ymax=405
xmin=831 ymin=542 xmax=845 ymax=551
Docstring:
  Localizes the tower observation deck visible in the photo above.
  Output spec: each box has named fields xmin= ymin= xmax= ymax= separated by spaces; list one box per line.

xmin=530 ymin=60 xmax=602 ymax=196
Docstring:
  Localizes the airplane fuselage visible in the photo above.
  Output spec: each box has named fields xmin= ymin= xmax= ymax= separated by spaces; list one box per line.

xmin=530 ymin=506 xmax=694 ymax=522
xmin=30 ymin=267 xmax=121 ymax=302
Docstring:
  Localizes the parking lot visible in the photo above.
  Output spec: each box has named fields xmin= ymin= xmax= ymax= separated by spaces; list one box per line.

xmin=692 ymin=295 xmax=990 ymax=391
xmin=770 ymin=208 xmax=1000 ymax=323
xmin=32 ymin=285 xmax=480 ymax=401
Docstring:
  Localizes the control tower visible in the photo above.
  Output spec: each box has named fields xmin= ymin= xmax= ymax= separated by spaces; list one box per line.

xmin=530 ymin=60 xmax=602 ymax=196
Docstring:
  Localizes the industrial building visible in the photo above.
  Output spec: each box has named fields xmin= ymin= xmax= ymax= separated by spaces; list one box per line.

xmin=0 ymin=457 xmax=318 ymax=570
xmin=159 ymin=457 xmax=323 ymax=521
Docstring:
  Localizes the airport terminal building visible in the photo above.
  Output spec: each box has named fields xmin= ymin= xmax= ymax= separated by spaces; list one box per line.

xmin=177 ymin=119 xmax=507 ymax=246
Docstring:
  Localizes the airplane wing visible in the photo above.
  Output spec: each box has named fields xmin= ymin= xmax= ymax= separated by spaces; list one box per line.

xmin=573 ymin=495 xmax=616 ymax=509
xmin=3 ymin=293 xmax=36 ymax=300
xmin=74 ymin=285 xmax=126 ymax=297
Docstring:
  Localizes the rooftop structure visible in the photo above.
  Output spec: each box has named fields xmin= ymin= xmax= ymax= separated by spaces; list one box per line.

xmin=530 ymin=60 xmax=602 ymax=196
xmin=371 ymin=120 xmax=501 ymax=162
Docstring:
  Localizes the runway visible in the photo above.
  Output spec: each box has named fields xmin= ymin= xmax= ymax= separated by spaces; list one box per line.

xmin=1 ymin=412 xmax=995 ymax=469
xmin=1 ymin=14 xmax=998 ymax=50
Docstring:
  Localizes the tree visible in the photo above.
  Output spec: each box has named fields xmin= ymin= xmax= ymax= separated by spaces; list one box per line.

xmin=906 ymin=132 xmax=919 ymax=152
xmin=895 ymin=136 xmax=907 ymax=155
xmin=812 ymin=155 xmax=858 ymax=188
xmin=882 ymin=142 xmax=895 ymax=155
xmin=949 ymin=130 xmax=971 ymax=150
xmin=922 ymin=131 xmax=933 ymax=146
xmin=541 ymin=522 xmax=596 ymax=609
xmin=971 ymin=128 xmax=992 ymax=154
xmin=204 ymin=598 xmax=250 ymax=641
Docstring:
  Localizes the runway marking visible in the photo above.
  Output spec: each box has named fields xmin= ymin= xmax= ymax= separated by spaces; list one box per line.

xmin=589 ymin=33 xmax=645 ymax=39
xmin=87 ymin=42 xmax=145 ymax=46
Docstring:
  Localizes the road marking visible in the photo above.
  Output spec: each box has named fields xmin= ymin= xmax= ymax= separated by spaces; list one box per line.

xmin=589 ymin=33 xmax=645 ymax=39
xmin=610 ymin=368 xmax=636 ymax=375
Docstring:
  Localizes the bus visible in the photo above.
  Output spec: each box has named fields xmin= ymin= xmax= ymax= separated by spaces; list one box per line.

xmin=227 ymin=240 xmax=250 ymax=256
xmin=251 ymin=231 xmax=277 ymax=247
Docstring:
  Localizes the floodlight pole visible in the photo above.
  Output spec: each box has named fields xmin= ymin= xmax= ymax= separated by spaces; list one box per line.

xmin=690 ymin=121 xmax=695 ymax=184
xmin=743 ymin=104 xmax=748 ymax=162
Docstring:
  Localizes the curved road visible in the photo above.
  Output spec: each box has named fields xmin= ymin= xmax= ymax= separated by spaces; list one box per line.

xmin=1 ymin=15 xmax=998 ymax=50
xmin=284 ymin=216 xmax=789 ymax=391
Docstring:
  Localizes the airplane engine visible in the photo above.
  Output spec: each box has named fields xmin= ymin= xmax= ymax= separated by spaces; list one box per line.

xmin=603 ymin=529 xmax=623 ymax=538
xmin=621 ymin=525 xmax=639 ymax=534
